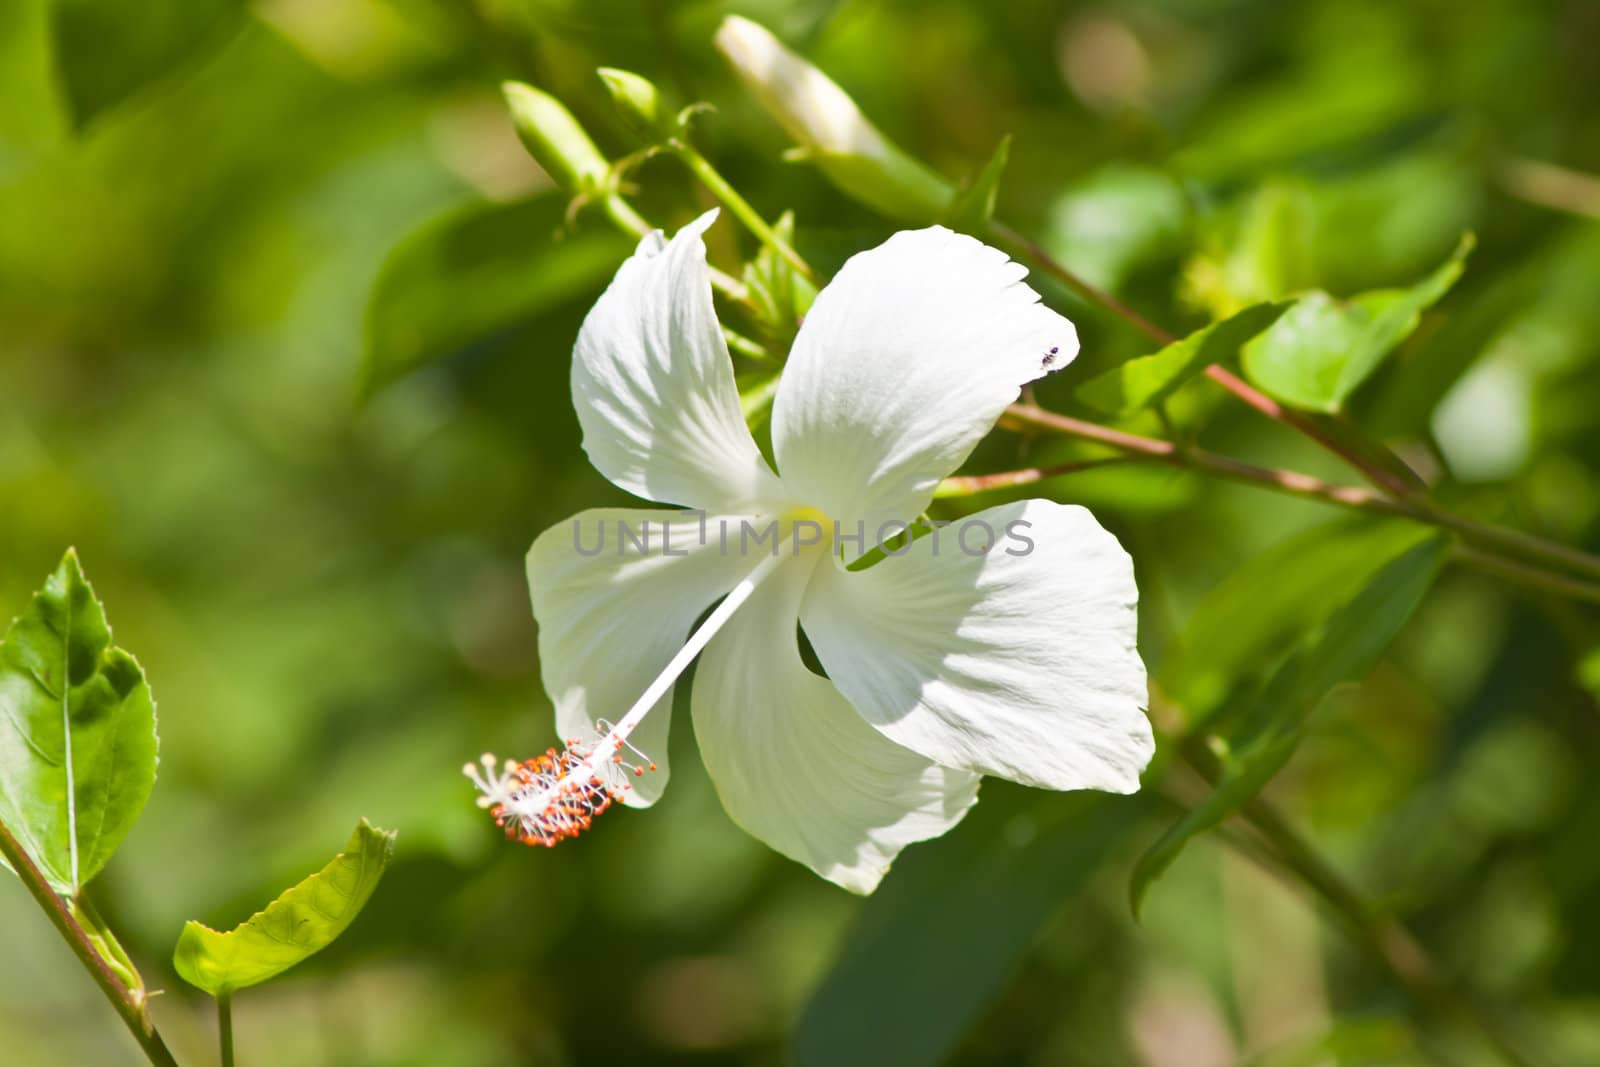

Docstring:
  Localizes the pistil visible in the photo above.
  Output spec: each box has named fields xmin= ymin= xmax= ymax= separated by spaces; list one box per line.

xmin=467 ymin=548 xmax=790 ymax=846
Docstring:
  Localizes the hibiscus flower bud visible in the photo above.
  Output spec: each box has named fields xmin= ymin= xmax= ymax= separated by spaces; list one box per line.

xmin=501 ymin=80 xmax=611 ymax=195
xmin=713 ymin=15 xmax=954 ymax=223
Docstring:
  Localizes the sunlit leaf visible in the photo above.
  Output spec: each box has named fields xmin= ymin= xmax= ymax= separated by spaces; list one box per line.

xmin=1077 ymin=301 xmax=1291 ymax=415
xmin=51 ymin=0 xmax=246 ymax=129
xmin=1132 ymin=537 xmax=1447 ymax=914
xmin=173 ymin=819 xmax=396 ymax=997
xmin=1241 ymin=235 xmax=1474 ymax=412
xmin=362 ymin=194 xmax=631 ymax=394
xmin=1184 ymin=181 xmax=1316 ymax=319
xmin=0 ymin=549 xmax=158 ymax=895
xmin=796 ymin=792 xmax=1143 ymax=1067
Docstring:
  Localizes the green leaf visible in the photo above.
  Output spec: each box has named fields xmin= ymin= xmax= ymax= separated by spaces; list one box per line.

xmin=1132 ymin=537 xmax=1447 ymax=915
xmin=1077 ymin=301 xmax=1291 ymax=415
xmin=795 ymin=793 xmax=1143 ymax=1067
xmin=362 ymin=194 xmax=631 ymax=394
xmin=944 ymin=134 xmax=1009 ymax=232
xmin=0 ymin=549 xmax=158 ymax=895
xmin=51 ymin=0 xmax=246 ymax=129
xmin=1160 ymin=518 xmax=1436 ymax=725
xmin=1241 ymin=234 xmax=1474 ymax=412
xmin=1185 ymin=181 xmax=1316 ymax=319
xmin=740 ymin=210 xmax=816 ymax=347
xmin=173 ymin=819 xmax=396 ymax=997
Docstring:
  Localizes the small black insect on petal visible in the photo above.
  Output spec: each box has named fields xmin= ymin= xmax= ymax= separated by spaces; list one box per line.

xmin=1041 ymin=345 xmax=1060 ymax=368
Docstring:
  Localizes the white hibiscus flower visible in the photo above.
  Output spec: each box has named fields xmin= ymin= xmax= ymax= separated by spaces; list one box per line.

xmin=467 ymin=211 xmax=1152 ymax=893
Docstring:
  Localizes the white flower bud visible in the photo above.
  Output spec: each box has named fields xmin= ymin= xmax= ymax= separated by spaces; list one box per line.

xmin=713 ymin=16 xmax=953 ymax=222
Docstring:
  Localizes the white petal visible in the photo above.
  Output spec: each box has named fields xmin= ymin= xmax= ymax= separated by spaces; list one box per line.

xmin=691 ymin=550 xmax=979 ymax=893
xmin=771 ymin=227 xmax=1076 ymax=532
xmin=528 ymin=508 xmax=756 ymax=807
xmin=801 ymin=499 xmax=1152 ymax=793
xmin=573 ymin=210 xmax=785 ymax=511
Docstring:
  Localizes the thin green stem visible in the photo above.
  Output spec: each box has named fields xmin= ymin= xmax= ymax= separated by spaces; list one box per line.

xmin=1497 ymin=156 xmax=1600 ymax=220
xmin=1178 ymin=744 xmax=1537 ymax=1066
xmin=73 ymin=894 xmax=144 ymax=995
xmin=667 ymin=139 xmax=821 ymax=286
xmin=0 ymin=820 xmax=180 ymax=1067
xmin=722 ymin=325 xmax=775 ymax=362
xmin=984 ymin=217 xmax=1600 ymax=576
xmin=1206 ymin=367 xmax=1421 ymax=498
xmin=935 ymin=457 xmax=1133 ymax=497
xmin=1000 ymin=403 xmax=1425 ymax=517
xmin=1247 ymin=800 xmax=1535 ymax=1064
xmin=985 ymin=220 xmax=1422 ymax=498
xmin=1431 ymin=510 xmax=1600 ymax=584
xmin=599 ymin=189 xmax=753 ymax=305
xmin=218 ymin=993 xmax=235 ymax=1067
xmin=595 ymin=143 xmax=1600 ymax=591
xmin=599 ymin=193 xmax=651 ymax=237
xmin=1000 ymin=403 xmax=1600 ymax=600
xmin=1451 ymin=544 xmax=1600 ymax=605
xmin=986 ymin=220 xmax=1175 ymax=344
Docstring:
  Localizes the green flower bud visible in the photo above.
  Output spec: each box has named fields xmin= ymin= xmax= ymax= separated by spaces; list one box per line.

xmin=597 ymin=67 xmax=669 ymax=139
xmin=713 ymin=15 xmax=953 ymax=223
xmin=501 ymin=81 xmax=610 ymax=194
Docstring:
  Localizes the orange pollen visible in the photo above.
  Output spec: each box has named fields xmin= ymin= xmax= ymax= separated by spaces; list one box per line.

xmin=463 ymin=737 xmax=656 ymax=849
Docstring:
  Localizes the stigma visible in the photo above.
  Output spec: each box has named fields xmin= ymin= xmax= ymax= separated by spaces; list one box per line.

xmin=463 ymin=732 xmax=656 ymax=848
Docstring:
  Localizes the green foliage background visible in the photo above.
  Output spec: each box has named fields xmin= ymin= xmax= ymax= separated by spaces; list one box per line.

xmin=3 ymin=0 xmax=1599 ymax=1064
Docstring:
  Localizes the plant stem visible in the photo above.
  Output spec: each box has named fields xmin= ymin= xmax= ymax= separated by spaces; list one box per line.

xmin=1430 ymin=509 xmax=1600 ymax=584
xmin=936 ymin=457 xmax=1132 ymax=496
xmin=599 ymin=190 xmax=753 ymax=305
xmin=667 ymin=139 xmax=821 ymax=285
xmin=74 ymin=893 xmax=145 ymax=995
xmin=985 ymin=220 xmax=1421 ymax=497
xmin=987 ymin=220 xmax=1175 ymax=344
xmin=1001 ymin=403 xmax=1420 ymax=515
xmin=723 ymin=325 xmax=775 ymax=362
xmin=598 ymin=192 xmax=650 ymax=237
xmin=1205 ymin=366 xmax=1422 ymax=497
xmin=1243 ymin=796 xmax=1536 ymax=1065
xmin=218 ymin=993 xmax=235 ymax=1067
xmin=1000 ymin=403 xmax=1600 ymax=599
xmin=0 ymin=820 xmax=180 ymax=1067
xmin=1497 ymin=156 xmax=1600 ymax=220
xmin=598 ymin=149 xmax=1600 ymax=589
xmin=1450 ymin=544 xmax=1600 ymax=604
xmin=1175 ymin=743 xmax=1537 ymax=1065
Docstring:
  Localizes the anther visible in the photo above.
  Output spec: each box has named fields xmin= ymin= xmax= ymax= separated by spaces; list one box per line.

xmin=463 ymin=732 xmax=659 ymax=849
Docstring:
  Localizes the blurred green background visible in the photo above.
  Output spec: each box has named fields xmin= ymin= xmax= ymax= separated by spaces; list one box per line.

xmin=3 ymin=0 xmax=1599 ymax=1064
